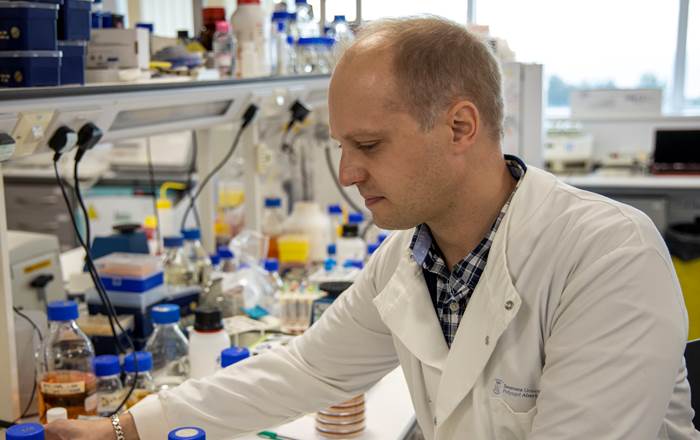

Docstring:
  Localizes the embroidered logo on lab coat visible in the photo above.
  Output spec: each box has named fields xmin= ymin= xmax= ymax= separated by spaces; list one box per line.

xmin=493 ymin=378 xmax=539 ymax=399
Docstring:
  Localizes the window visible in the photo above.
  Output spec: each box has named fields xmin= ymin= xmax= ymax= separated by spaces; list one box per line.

xmin=140 ymin=0 xmax=194 ymax=38
xmin=362 ymin=0 xmax=468 ymax=24
xmin=477 ymin=0 xmax=679 ymax=111
xmin=686 ymin=0 xmax=699 ymax=108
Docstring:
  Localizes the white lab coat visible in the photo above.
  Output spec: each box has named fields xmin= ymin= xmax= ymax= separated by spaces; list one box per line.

xmin=131 ymin=165 xmax=700 ymax=439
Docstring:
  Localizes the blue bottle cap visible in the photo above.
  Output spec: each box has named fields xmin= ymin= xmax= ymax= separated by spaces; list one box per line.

xmin=368 ymin=243 xmax=379 ymax=255
xmin=217 ymin=246 xmax=234 ymax=259
xmin=264 ymin=197 xmax=282 ymax=208
xmin=343 ymin=260 xmax=364 ymax=270
xmin=47 ymin=300 xmax=79 ymax=322
xmin=287 ymin=35 xmax=295 ymax=45
xmin=136 ymin=22 xmax=154 ymax=33
xmin=164 ymin=236 xmax=184 ymax=248
xmin=324 ymin=258 xmax=337 ymax=272
xmin=327 ymin=243 xmax=336 ymax=256
xmin=276 ymin=21 xmax=285 ymax=32
xmin=220 ymin=346 xmax=250 ymax=368
xmin=6 ymin=423 xmax=44 ymax=440
xmin=289 ymin=12 xmax=298 ymax=20
xmin=295 ymin=0 xmax=307 ymax=3
xmin=327 ymin=204 xmax=342 ymax=215
xmin=271 ymin=11 xmax=289 ymax=21
xmin=334 ymin=15 xmax=346 ymax=22
xmin=181 ymin=229 xmax=201 ymax=240
xmin=297 ymin=37 xmax=314 ymax=46
xmin=210 ymin=254 xmax=221 ymax=266
xmin=93 ymin=355 xmax=121 ymax=377
xmin=168 ymin=427 xmax=206 ymax=440
xmin=151 ymin=304 xmax=180 ymax=324
xmin=348 ymin=212 xmax=364 ymax=224
xmin=123 ymin=351 xmax=153 ymax=373
xmin=377 ymin=232 xmax=389 ymax=243
xmin=264 ymin=258 xmax=279 ymax=272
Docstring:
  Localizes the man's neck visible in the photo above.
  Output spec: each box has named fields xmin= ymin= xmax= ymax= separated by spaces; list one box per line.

xmin=427 ymin=158 xmax=516 ymax=269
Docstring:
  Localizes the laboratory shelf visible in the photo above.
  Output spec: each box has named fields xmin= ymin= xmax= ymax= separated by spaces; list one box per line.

xmin=561 ymin=174 xmax=700 ymax=190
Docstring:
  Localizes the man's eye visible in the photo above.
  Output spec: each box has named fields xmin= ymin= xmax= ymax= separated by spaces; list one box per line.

xmin=358 ymin=143 xmax=378 ymax=151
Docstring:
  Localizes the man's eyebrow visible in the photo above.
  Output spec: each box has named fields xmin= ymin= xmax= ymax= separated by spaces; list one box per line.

xmin=332 ymin=130 xmax=388 ymax=141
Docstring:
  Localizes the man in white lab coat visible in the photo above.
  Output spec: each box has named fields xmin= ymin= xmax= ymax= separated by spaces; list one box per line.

xmin=46 ymin=16 xmax=699 ymax=440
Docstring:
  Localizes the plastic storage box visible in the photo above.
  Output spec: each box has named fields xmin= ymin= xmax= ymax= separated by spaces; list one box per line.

xmin=0 ymin=1 xmax=59 ymax=51
xmin=0 ymin=50 xmax=61 ymax=87
xmin=94 ymin=252 xmax=163 ymax=278
xmin=58 ymin=0 xmax=91 ymax=41
xmin=100 ymin=271 xmax=164 ymax=293
xmin=58 ymin=40 xmax=85 ymax=84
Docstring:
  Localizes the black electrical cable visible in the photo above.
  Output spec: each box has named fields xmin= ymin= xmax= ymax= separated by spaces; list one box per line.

xmin=11 ymin=307 xmax=43 ymax=423
xmin=188 ymin=131 xmax=202 ymax=231
xmin=146 ymin=139 xmax=162 ymax=250
xmin=323 ymin=146 xmax=375 ymax=239
xmin=54 ymin=159 xmax=138 ymax=415
xmin=180 ymin=104 xmax=258 ymax=231
xmin=73 ymin=160 xmax=91 ymax=248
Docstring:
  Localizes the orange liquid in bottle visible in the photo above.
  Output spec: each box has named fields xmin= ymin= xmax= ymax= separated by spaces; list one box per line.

xmin=267 ymin=236 xmax=279 ymax=259
xmin=38 ymin=370 xmax=98 ymax=423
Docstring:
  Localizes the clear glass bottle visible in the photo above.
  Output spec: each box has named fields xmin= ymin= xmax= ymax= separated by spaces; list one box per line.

xmin=123 ymin=351 xmax=155 ymax=408
xmin=296 ymin=37 xmax=317 ymax=74
xmin=38 ymin=300 xmax=97 ymax=423
xmin=210 ymin=253 xmax=222 ymax=272
xmin=218 ymin=246 xmax=237 ymax=273
xmin=93 ymin=355 xmax=125 ymax=417
xmin=328 ymin=15 xmax=354 ymax=43
xmin=145 ymin=304 xmax=189 ymax=391
xmin=316 ymin=37 xmax=335 ymax=73
xmin=163 ymin=236 xmax=194 ymax=286
xmin=262 ymin=197 xmax=285 ymax=259
xmin=327 ymin=204 xmax=343 ymax=243
xmin=294 ymin=0 xmax=317 ymax=37
xmin=182 ymin=229 xmax=213 ymax=286
xmin=213 ymin=20 xmax=236 ymax=77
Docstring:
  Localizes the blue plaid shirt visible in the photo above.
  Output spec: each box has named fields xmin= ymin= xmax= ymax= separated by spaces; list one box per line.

xmin=409 ymin=156 xmax=526 ymax=347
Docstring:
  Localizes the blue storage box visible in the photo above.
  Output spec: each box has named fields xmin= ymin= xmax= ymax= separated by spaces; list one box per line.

xmin=0 ymin=50 xmax=61 ymax=87
xmin=58 ymin=40 xmax=85 ymax=84
xmin=100 ymin=271 xmax=164 ymax=293
xmin=0 ymin=1 xmax=59 ymax=51
xmin=58 ymin=0 xmax=91 ymax=41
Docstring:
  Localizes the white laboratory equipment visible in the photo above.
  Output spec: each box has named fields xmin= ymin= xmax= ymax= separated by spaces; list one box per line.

xmin=189 ymin=307 xmax=230 ymax=379
xmin=231 ymin=0 xmax=270 ymax=77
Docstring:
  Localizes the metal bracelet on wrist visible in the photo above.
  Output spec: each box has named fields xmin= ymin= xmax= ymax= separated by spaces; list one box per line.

xmin=111 ymin=414 xmax=126 ymax=440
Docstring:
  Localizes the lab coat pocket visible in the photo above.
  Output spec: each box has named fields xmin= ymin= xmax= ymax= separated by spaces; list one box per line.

xmin=489 ymin=397 xmax=537 ymax=440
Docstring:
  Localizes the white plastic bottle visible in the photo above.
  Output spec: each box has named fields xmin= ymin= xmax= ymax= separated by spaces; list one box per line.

xmin=336 ymin=223 xmax=367 ymax=264
xmin=189 ymin=307 xmax=230 ymax=379
xmin=213 ymin=20 xmax=236 ymax=77
xmin=283 ymin=201 xmax=331 ymax=262
xmin=231 ymin=0 xmax=270 ymax=77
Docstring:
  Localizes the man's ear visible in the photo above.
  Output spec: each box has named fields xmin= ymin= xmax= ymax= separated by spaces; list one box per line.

xmin=448 ymin=100 xmax=480 ymax=152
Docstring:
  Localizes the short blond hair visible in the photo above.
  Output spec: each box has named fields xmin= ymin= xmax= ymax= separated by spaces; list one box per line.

xmin=349 ymin=16 xmax=504 ymax=140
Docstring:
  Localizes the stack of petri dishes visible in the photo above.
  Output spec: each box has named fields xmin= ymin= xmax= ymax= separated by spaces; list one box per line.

xmin=316 ymin=394 xmax=366 ymax=438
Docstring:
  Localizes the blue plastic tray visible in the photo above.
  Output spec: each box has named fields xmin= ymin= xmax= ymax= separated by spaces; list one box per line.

xmin=0 ymin=50 xmax=61 ymax=87
xmin=99 ymin=271 xmax=164 ymax=293
xmin=0 ymin=1 xmax=59 ymax=51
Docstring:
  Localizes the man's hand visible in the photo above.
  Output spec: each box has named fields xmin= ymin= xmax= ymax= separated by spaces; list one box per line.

xmin=45 ymin=412 xmax=140 ymax=440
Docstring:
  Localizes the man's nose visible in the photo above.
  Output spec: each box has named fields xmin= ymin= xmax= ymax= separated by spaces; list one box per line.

xmin=338 ymin=150 xmax=368 ymax=187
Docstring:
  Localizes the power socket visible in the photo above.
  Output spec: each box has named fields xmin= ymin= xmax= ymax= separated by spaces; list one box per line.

xmin=11 ymin=110 xmax=57 ymax=158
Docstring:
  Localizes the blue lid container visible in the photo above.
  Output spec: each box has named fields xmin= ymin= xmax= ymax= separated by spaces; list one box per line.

xmin=348 ymin=212 xmax=364 ymax=224
xmin=0 ymin=2 xmax=59 ymax=51
xmin=217 ymin=246 xmax=233 ymax=259
xmin=264 ymin=197 xmax=281 ymax=208
xmin=327 ymin=243 xmax=336 ymax=256
xmin=6 ymin=423 xmax=44 ymax=440
xmin=263 ymin=258 xmax=279 ymax=272
xmin=210 ymin=254 xmax=221 ymax=266
xmin=0 ymin=50 xmax=61 ymax=87
xmin=343 ymin=259 xmax=364 ymax=270
xmin=182 ymin=229 xmax=201 ymax=240
xmin=220 ymin=346 xmax=249 ymax=368
xmin=123 ymin=351 xmax=153 ymax=373
xmin=47 ymin=300 xmax=78 ymax=321
xmin=328 ymin=204 xmax=342 ymax=215
xmin=58 ymin=40 xmax=85 ymax=85
xmin=164 ymin=236 xmax=184 ymax=248
xmin=151 ymin=303 xmax=180 ymax=324
xmin=271 ymin=11 xmax=288 ymax=21
xmin=168 ymin=427 xmax=206 ymax=440
xmin=93 ymin=354 xmax=121 ymax=377
xmin=58 ymin=0 xmax=90 ymax=41
xmin=136 ymin=22 xmax=153 ymax=33
xmin=334 ymin=15 xmax=346 ymax=22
